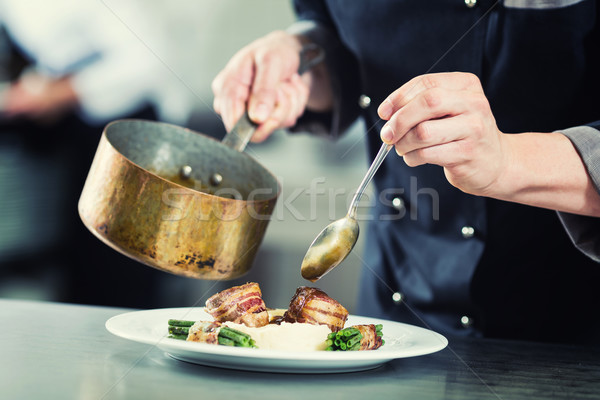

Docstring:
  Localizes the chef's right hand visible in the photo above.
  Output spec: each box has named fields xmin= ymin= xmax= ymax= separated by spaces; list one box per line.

xmin=212 ymin=31 xmax=310 ymax=142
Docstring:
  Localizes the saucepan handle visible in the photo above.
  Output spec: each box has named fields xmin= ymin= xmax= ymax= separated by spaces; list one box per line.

xmin=221 ymin=44 xmax=325 ymax=153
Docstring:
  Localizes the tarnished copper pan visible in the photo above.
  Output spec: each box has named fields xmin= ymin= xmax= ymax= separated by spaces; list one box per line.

xmin=78 ymin=119 xmax=280 ymax=280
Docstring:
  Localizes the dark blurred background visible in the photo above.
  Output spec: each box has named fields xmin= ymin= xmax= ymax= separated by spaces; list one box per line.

xmin=0 ymin=0 xmax=368 ymax=313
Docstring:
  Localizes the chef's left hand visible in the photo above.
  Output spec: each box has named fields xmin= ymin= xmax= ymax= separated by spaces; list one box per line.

xmin=378 ymin=72 xmax=509 ymax=197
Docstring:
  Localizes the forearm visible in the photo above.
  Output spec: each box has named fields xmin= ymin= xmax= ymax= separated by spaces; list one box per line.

xmin=297 ymin=39 xmax=334 ymax=113
xmin=287 ymin=21 xmax=362 ymax=137
xmin=491 ymin=131 xmax=600 ymax=216
xmin=290 ymin=0 xmax=335 ymax=113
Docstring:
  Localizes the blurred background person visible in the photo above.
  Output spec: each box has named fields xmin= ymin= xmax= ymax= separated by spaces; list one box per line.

xmin=0 ymin=0 xmax=174 ymax=307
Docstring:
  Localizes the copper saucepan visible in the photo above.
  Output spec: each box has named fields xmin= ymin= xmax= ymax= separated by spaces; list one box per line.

xmin=78 ymin=46 xmax=324 ymax=280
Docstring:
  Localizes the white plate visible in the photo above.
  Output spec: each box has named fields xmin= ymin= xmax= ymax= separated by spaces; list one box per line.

xmin=106 ymin=307 xmax=448 ymax=374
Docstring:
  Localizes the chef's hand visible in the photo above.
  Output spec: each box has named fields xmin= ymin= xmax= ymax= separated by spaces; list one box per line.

xmin=378 ymin=72 xmax=509 ymax=197
xmin=212 ymin=31 xmax=310 ymax=142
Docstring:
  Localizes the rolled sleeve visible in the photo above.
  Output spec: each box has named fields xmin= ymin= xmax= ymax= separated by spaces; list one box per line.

xmin=561 ymin=125 xmax=600 ymax=191
xmin=557 ymin=125 xmax=600 ymax=262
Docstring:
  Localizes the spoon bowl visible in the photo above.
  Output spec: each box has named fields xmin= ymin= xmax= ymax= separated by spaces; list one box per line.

xmin=300 ymin=143 xmax=392 ymax=281
xmin=300 ymin=216 xmax=359 ymax=281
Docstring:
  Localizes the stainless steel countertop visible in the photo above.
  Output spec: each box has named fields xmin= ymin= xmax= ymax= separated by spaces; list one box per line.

xmin=2 ymin=299 xmax=599 ymax=400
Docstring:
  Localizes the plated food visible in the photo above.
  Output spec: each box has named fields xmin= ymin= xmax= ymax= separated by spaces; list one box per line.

xmin=106 ymin=306 xmax=448 ymax=373
xmin=167 ymin=282 xmax=384 ymax=352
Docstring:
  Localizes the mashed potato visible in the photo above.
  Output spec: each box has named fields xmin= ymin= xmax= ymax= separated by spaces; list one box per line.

xmin=223 ymin=321 xmax=330 ymax=351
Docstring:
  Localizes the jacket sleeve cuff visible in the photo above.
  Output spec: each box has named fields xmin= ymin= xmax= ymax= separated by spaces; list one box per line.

xmin=286 ymin=20 xmax=361 ymax=138
xmin=557 ymin=212 xmax=600 ymax=262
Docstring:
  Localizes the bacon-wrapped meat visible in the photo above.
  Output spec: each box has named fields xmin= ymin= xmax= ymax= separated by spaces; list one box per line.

xmin=205 ymin=282 xmax=269 ymax=327
xmin=283 ymin=286 xmax=348 ymax=332
xmin=186 ymin=321 xmax=222 ymax=344
xmin=354 ymin=324 xmax=384 ymax=350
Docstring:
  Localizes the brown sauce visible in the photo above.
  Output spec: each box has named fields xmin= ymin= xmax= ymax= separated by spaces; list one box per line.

xmin=151 ymin=171 xmax=237 ymax=199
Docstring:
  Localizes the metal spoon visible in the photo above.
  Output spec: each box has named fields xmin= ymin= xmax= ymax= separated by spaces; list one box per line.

xmin=301 ymin=142 xmax=393 ymax=281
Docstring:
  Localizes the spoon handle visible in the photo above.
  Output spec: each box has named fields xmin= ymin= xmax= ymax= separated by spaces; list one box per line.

xmin=348 ymin=142 xmax=393 ymax=219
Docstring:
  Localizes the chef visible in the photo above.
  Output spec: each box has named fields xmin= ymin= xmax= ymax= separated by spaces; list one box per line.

xmin=212 ymin=0 xmax=600 ymax=343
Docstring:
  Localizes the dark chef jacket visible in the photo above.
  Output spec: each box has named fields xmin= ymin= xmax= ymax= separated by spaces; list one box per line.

xmin=290 ymin=0 xmax=600 ymax=343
